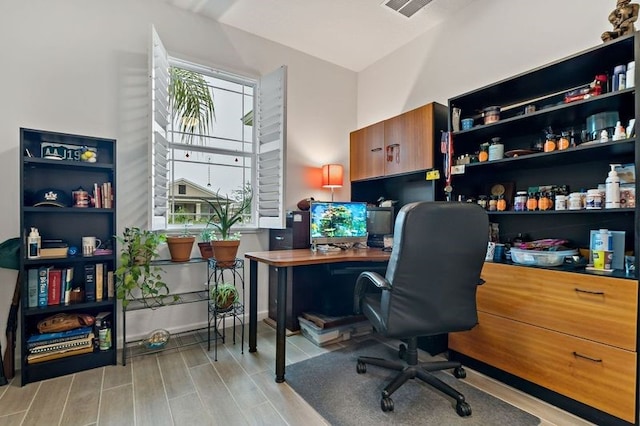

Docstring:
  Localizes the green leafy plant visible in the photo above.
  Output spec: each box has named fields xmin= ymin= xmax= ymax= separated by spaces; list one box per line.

xmin=210 ymin=282 xmax=239 ymax=310
xmin=170 ymin=67 xmax=215 ymax=145
xmin=114 ymin=227 xmax=177 ymax=308
xmin=202 ymin=185 xmax=252 ymax=240
xmin=200 ymin=226 xmax=215 ymax=242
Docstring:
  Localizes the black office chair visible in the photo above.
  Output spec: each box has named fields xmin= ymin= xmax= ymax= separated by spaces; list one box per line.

xmin=353 ymin=201 xmax=488 ymax=416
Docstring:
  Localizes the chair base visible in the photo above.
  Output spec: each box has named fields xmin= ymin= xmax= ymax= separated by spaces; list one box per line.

xmin=356 ymin=337 xmax=472 ymax=416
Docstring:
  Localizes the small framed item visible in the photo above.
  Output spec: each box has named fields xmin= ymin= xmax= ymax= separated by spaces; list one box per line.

xmin=40 ymin=142 xmax=98 ymax=162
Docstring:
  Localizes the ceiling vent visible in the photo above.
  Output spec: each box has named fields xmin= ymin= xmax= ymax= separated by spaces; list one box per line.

xmin=382 ymin=0 xmax=434 ymax=18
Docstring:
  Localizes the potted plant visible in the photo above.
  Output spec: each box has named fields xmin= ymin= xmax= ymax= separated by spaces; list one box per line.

xmin=198 ymin=226 xmax=214 ymax=259
xmin=114 ymin=227 xmax=176 ymax=308
xmin=202 ymin=185 xmax=252 ymax=267
xmin=210 ymin=282 xmax=239 ymax=311
xmin=166 ymin=223 xmax=196 ymax=262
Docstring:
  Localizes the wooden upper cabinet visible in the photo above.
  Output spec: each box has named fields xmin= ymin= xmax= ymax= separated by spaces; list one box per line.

xmin=350 ymin=121 xmax=384 ymax=181
xmin=384 ymin=103 xmax=435 ymax=176
xmin=350 ymin=102 xmax=444 ymax=182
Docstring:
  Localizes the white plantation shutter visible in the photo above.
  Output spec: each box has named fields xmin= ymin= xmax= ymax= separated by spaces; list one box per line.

xmin=149 ymin=26 xmax=170 ymax=230
xmin=257 ymin=66 xmax=287 ymax=229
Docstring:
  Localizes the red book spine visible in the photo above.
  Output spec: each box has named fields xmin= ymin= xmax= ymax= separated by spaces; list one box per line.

xmin=47 ymin=269 xmax=62 ymax=306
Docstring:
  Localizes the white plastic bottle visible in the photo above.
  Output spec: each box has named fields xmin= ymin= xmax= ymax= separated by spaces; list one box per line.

xmin=27 ymin=227 xmax=41 ymax=259
xmin=605 ymin=164 xmax=621 ymax=209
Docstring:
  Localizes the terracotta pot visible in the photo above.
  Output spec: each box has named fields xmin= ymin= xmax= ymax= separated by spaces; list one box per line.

xmin=198 ymin=242 xmax=213 ymax=259
xmin=211 ymin=240 xmax=240 ymax=268
xmin=166 ymin=236 xmax=195 ymax=262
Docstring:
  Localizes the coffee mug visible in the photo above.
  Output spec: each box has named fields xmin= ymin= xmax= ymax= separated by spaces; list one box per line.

xmin=82 ymin=236 xmax=102 ymax=257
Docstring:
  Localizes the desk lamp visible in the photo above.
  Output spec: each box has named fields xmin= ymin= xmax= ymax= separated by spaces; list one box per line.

xmin=322 ymin=164 xmax=343 ymax=201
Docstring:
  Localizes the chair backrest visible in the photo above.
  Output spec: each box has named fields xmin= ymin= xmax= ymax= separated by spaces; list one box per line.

xmin=381 ymin=201 xmax=488 ymax=338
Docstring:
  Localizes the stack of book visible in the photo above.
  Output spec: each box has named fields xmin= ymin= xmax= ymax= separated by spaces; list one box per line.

xmin=26 ymin=326 xmax=95 ymax=364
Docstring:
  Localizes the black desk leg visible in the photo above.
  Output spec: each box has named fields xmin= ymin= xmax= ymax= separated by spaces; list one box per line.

xmin=275 ymin=266 xmax=287 ymax=383
xmin=249 ymin=259 xmax=258 ymax=353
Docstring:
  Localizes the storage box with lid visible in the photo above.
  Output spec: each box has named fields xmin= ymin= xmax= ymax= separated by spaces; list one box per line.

xmin=298 ymin=316 xmax=373 ymax=347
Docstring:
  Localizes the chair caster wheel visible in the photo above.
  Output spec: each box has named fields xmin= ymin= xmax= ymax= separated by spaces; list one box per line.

xmin=456 ymin=401 xmax=472 ymax=417
xmin=381 ymin=396 xmax=394 ymax=412
xmin=398 ymin=343 xmax=407 ymax=359
xmin=453 ymin=366 xmax=466 ymax=379
xmin=357 ymin=361 xmax=367 ymax=374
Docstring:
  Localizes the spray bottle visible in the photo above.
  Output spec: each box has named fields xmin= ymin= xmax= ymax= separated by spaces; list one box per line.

xmin=605 ymin=164 xmax=621 ymax=209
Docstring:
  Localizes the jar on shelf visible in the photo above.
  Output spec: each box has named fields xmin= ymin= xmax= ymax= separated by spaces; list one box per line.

xmin=478 ymin=143 xmax=490 ymax=162
xmin=483 ymin=106 xmax=500 ymax=124
xmin=488 ymin=196 xmax=498 ymax=211
xmin=558 ymin=131 xmax=570 ymax=150
xmin=568 ymin=192 xmax=583 ymax=210
xmin=514 ymin=191 xmax=527 ymax=212
xmin=543 ymin=134 xmax=557 ymax=152
xmin=496 ymin=195 xmax=507 ymax=212
xmin=586 ymin=189 xmax=603 ymax=209
xmin=538 ymin=192 xmax=553 ymax=211
xmin=555 ymin=194 xmax=567 ymax=211
xmin=488 ymin=137 xmax=504 ymax=161
xmin=526 ymin=193 xmax=538 ymax=211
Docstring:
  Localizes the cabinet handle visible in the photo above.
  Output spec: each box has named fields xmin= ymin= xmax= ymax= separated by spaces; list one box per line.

xmin=574 ymin=288 xmax=605 ymax=295
xmin=371 ymin=147 xmax=382 ymax=152
xmin=572 ymin=352 xmax=602 ymax=363
xmin=275 ymin=236 xmax=284 ymax=240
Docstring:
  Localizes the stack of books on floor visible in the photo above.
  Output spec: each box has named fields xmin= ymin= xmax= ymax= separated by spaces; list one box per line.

xmin=298 ymin=312 xmax=373 ymax=347
xmin=26 ymin=326 xmax=95 ymax=364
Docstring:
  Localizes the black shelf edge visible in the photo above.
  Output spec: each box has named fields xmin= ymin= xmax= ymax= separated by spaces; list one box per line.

xmin=124 ymin=290 xmax=208 ymax=312
xmin=489 ymin=260 xmax=636 ymax=280
xmin=487 ymin=208 xmax=635 ymax=215
xmin=23 ymin=207 xmax=115 ymax=214
xmin=23 ymin=157 xmax=114 ymax=170
xmin=23 ymin=349 xmax=116 ymax=385
xmin=150 ymin=257 xmax=207 ymax=266
xmin=24 ymin=253 xmax=115 ymax=266
xmin=23 ymin=298 xmax=116 ymax=316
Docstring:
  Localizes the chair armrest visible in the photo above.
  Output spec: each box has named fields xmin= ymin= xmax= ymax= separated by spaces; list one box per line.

xmin=353 ymin=271 xmax=391 ymax=314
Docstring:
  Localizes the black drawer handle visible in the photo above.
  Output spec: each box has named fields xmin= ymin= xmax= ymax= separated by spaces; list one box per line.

xmin=574 ymin=288 xmax=605 ymax=295
xmin=274 ymin=236 xmax=284 ymax=241
xmin=371 ymin=147 xmax=382 ymax=152
xmin=573 ymin=352 xmax=602 ymax=363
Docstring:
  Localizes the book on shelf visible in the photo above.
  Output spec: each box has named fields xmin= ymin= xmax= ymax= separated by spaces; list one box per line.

xmin=84 ymin=264 xmax=96 ymax=302
xmin=47 ymin=268 xmax=62 ymax=306
xmin=40 ymin=240 xmax=69 ymax=258
xmin=26 ymin=326 xmax=94 ymax=349
xmin=28 ymin=268 xmax=38 ymax=307
xmin=107 ymin=270 xmax=114 ymax=298
xmin=37 ymin=266 xmax=48 ymax=307
xmin=29 ymin=333 xmax=95 ymax=355
xmin=64 ymin=266 xmax=73 ymax=304
xmin=96 ymin=263 xmax=104 ymax=301
xmin=27 ymin=343 xmax=94 ymax=364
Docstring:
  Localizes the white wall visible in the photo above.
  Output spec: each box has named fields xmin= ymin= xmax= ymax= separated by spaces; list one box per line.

xmin=0 ymin=0 xmax=356 ymax=351
xmin=357 ymin=0 xmax=615 ymax=127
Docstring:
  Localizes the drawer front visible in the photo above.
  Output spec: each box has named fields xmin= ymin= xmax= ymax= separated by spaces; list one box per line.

xmin=269 ymin=229 xmax=293 ymax=250
xmin=479 ymin=263 xmax=638 ymax=350
xmin=450 ymin=312 xmax=637 ymax=423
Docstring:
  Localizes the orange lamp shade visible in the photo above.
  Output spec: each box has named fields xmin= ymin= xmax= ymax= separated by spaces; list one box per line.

xmin=321 ymin=164 xmax=344 ymax=188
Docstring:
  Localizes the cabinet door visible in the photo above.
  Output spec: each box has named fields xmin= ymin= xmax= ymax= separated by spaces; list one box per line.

xmin=384 ymin=103 xmax=435 ymax=176
xmin=350 ymin=121 xmax=384 ymax=181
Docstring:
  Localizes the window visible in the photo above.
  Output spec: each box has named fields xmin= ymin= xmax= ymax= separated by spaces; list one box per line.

xmin=150 ymin=26 xmax=287 ymax=231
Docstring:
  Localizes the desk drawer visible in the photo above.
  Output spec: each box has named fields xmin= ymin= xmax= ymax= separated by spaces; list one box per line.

xmin=450 ymin=311 xmax=637 ymax=423
xmin=270 ymin=229 xmax=293 ymax=250
xmin=479 ymin=263 xmax=637 ymax=350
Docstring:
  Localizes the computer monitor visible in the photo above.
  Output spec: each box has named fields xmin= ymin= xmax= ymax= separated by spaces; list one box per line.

xmin=366 ymin=206 xmax=395 ymax=248
xmin=309 ymin=201 xmax=368 ymax=246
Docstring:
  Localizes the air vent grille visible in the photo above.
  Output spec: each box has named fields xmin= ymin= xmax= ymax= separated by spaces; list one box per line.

xmin=382 ymin=0 xmax=434 ymax=18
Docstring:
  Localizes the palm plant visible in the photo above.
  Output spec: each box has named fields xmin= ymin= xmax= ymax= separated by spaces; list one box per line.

xmin=169 ymin=67 xmax=215 ymax=145
xmin=203 ymin=185 xmax=253 ymax=240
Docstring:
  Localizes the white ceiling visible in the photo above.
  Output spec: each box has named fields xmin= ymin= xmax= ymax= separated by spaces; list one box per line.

xmin=165 ymin=0 xmax=475 ymax=72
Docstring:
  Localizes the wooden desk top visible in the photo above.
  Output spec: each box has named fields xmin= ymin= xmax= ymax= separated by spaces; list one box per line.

xmin=245 ymin=248 xmax=390 ymax=267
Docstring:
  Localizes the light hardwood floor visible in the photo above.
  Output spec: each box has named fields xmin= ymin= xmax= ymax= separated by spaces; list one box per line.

xmin=0 ymin=322 xmax=595 ymax=426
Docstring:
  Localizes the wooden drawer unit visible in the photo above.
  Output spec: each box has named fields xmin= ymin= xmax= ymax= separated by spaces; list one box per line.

xmin=479 ymin=263 xmax=637 ymax=350
xmin=450 ymin=311 xmax=637 ymax=423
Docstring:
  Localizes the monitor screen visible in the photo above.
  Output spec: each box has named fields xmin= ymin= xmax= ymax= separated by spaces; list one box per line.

xmin=366 ymin=206 xmax=394 ymax=247
xmin=309 ymin=201 xmax=368 ymax=246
